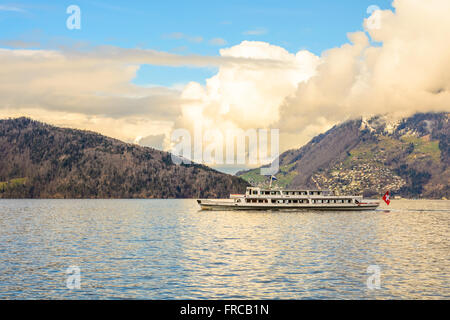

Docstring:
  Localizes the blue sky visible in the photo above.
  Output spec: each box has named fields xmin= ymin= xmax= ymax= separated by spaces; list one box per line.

xmin=1 ymin=0 xmax=393 ymax=86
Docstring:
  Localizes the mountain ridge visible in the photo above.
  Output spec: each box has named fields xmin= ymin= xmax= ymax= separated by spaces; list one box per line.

xmin=238 ymin=112 xmax=449 ymax=199
xmin=0 ymin=117 xmax=249 ymax=198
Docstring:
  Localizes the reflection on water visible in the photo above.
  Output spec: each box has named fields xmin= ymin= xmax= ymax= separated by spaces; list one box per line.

xmin=0 ymin=199 xmax=449 ymax=299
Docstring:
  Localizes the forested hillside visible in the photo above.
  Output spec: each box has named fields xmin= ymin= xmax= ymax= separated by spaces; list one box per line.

xmin=0 ymin=118 xmax=249 ymax=198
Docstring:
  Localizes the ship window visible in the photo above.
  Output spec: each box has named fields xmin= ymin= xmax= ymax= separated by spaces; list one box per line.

xmin=271 ymin=199 xmax=276 ymax=203
xmin=293 ymin=200 xmax=298 ymax=203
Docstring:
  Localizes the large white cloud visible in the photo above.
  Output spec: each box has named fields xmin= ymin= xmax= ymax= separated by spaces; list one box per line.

xmin=277 ymin=0 xmax=450 ymax=149
xmin=173 ymin=41 xmax=320 ymax=156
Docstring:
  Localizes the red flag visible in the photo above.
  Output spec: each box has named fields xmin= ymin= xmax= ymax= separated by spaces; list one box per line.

xmin=382 ymin=191 xmax=390 ymax=205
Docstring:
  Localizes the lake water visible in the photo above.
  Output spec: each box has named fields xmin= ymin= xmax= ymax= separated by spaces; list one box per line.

xmin=0 ymin=199 xmax=449 ymax=299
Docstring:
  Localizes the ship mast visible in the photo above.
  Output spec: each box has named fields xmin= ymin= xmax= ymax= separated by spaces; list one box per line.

xmin=268 ymin=175 xmax=277 ymax=189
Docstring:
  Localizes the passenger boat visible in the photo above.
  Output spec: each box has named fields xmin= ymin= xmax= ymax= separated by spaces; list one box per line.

xmin=197 ymin=187 xmax=380 ymax=211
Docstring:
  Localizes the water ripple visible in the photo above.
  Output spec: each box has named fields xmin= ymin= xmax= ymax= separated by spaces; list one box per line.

xmin=0 ymin=199 xmax=449 ymax=299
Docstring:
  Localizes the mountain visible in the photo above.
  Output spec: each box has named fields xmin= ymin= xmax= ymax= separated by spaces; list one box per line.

xmin=238 ymin=112 xmax=449 ymax=199
xmin=0 ymin=118 xmax=249 ymax=198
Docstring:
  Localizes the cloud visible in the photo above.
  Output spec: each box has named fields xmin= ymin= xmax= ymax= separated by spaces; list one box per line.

xmin=209 ymin=38 xmax=227 ymax=46
xmin=276 ymin=0 xmax=450 ymax=149
xmin=0 ymin=47 xmax=181 ymax=142
xmin=163 ymin=32 xmax=203 ymax=43
xmin=75 ymin=45 xmax=290 ymax=69
xmin=188 ymin=36 xmax=203 ymax=43
xmin=173 ymin=41 xmax=320 ymax=161
xmin=0 ymin=40 xmax=41 ymax=48
xmin=243 ymin=28 xmax=267 ymax=36
xmin=136 ymin=133 xmax=166 ymax=150
xmin=163 ymin=32 xmax=185 ymax=40
xmin=0 ymin=5 xmax=25 ymax=12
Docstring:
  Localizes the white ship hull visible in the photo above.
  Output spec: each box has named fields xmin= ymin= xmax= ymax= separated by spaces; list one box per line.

xmin=197 ymin=199 xmax=379 ymax=211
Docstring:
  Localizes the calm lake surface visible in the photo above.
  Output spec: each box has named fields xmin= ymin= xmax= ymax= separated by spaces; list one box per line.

xmin=0 ymin=199 xmax=449 ymax=299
